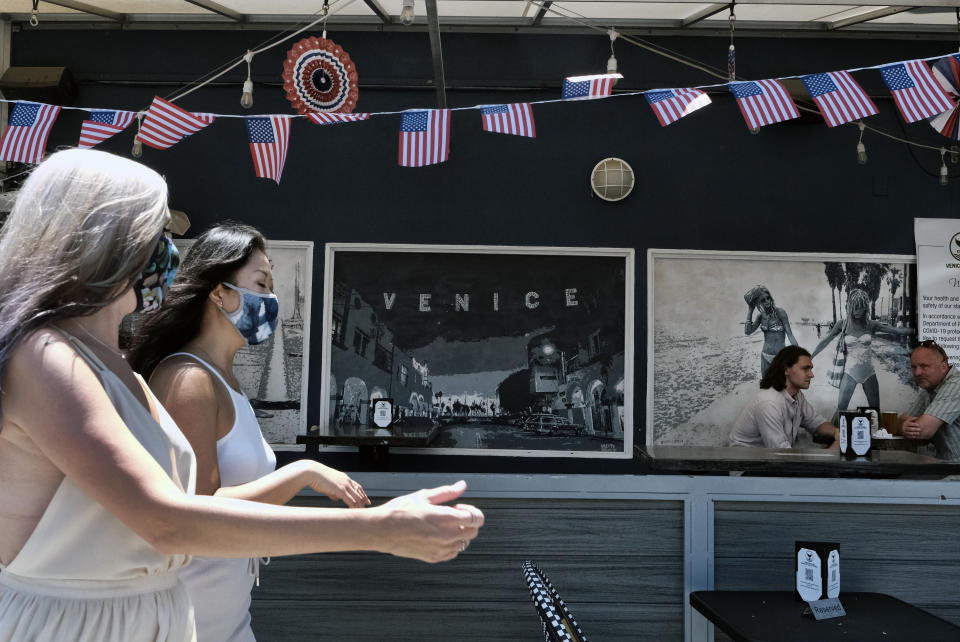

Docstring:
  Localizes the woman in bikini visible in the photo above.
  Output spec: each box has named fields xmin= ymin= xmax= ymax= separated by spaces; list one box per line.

xmin=743 ymin=285 xmax=798 ymax=377
xmin=811 ymin=288 xmax=913 ymax=413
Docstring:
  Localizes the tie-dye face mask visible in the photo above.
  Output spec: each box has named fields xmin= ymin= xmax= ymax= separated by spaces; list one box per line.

xmin=220 ymin=282 xmax=279 ymax=345
xmin=134 ymin=233 xmax=180 ymax=313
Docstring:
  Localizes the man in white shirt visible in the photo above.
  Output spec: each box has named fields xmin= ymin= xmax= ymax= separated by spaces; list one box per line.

xmin=730 ymin=346 xmax=840 ymax=449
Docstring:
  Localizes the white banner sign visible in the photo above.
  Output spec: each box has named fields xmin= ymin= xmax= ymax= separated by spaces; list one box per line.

xmin=915 ymin=217 xmax=960 ymax=359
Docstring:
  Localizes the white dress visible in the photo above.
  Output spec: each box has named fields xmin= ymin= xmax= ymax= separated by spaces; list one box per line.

xmin=164 ymin=353 xmax=276 ymax=642
xmin=0 ymin=332 xmax=198 ymax=642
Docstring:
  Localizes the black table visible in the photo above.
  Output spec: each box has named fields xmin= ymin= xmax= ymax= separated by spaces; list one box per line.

xmin=297 ymin=424 xmax=440 ymax=470
xmin=690 ymin=591 xmax=960 ymax=642
xmin=641 ymin=446 xmax=960 ymax=477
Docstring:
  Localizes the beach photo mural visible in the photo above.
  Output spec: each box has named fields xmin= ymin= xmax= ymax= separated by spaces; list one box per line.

xmin=320 ymin=244 xmax=634 ymax=458
xmin=647 ymin=250 xmax=916 ymax=447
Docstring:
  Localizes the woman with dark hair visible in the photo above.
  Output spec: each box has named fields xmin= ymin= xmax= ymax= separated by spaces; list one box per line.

xmin=0 ymin=150 xmax=482 ymax=642
xmin=729 ymin=346 xmax=840 ymax=448
xmin=743 ymin=284 xmax=798 ymax=376
xmin=810 ymin=288 xmax=914 ymax=414
xmin=129 ymin=223 xmax=369 ymax=642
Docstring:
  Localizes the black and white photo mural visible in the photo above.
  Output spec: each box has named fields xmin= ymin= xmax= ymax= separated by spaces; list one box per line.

xmin=320 ymin=244 xmax=634 ymax=458
xmin=647 ymin=250 xmax=917 ymax=447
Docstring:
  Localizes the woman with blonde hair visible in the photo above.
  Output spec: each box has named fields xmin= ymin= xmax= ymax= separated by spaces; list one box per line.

xmin=811 ymin=287 xmax=914 ymax=413
xmin=0 ymin=149 xmax=482 ymax=642
xmin=743 ymin=284 xmax=798 ymax=376
xmin=130 ymin=222 xmax=370 ymax=641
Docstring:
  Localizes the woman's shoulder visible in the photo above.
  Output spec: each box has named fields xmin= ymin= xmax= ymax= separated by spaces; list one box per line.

xmin=8 ymin=326 xmax=84 ymax=376
xmin=148 ymin=355 xmax=223 ymax=407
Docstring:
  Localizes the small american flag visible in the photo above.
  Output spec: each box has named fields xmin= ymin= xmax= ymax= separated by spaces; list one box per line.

xmin=78 ymin=110 xmax=136 ymax=148
xmin=480 ymin=103 xmax=536 ymax=138
xmin=644 ymin=88 xmax=711 ymax=127
xmin=136 ymin=96 xmax=215 ymax=150
xmin=561 ymin=73 xmax=622 ymax=100
xmin=247 ymin=116 xmax=290 ymax=184
xmin=307 ymin=112 xmax=370 ymax=125
xmin=879 ymin=60 xmax=954 ymax=123
xmin=801 ymin=71 xmax=877 ymax=127
xmin=398 ymin=109 xmax=450 ymax=167
xmin=728 ymin=79 xmax=799 ymax=129
xmin=0 ymin=102 xmax=61 ymax=164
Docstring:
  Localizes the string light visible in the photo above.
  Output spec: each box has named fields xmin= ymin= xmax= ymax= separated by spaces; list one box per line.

xmin=400 ymin=0 xmax=415 ymax=26
xmin=856 ymin=121 xmax=867 ymax=165
xmin=940 ymin=148 xmax=949 ymax=186
xmin=607 ymin=29 xmax=619 ymax=75
xmin=131 ymin=113 xmax=144 ymax=158
xmin=240 ymin=50 xmax=254 ymax=109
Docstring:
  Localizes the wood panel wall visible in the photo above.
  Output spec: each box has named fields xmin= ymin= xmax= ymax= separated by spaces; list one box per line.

xmin=713 ymin=501 xmax=960 ymax=640
xmin=250 ymin=496 xmax=685 ymax=641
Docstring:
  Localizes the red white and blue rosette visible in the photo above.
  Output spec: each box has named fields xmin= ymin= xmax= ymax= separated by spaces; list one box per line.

xmin=928 ymin=54 xmax=960 ymax=141
xmin=282 ymin=36 xmax=359 ymax=115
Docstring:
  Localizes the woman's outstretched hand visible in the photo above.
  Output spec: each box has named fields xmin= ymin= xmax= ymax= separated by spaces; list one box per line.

xmin=374 ymin=480 xmax=484 ymax=563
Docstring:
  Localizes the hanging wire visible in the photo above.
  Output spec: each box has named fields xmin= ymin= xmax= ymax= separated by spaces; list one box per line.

xmin=164 ymin=0 xmax=357 ymax=104
xmin=728 ymin=1 xmax=736 ymax=82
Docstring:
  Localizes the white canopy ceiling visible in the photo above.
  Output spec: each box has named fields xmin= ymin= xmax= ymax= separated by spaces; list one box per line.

xmin=1 ymin=0 xmax=958 ymax=35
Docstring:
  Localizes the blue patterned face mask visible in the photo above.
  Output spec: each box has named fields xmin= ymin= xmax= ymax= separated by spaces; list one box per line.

xmin=134 ymin=233 xmax=180 ymax=313
xmin=220 ymin=282 xmax=279 ymax=345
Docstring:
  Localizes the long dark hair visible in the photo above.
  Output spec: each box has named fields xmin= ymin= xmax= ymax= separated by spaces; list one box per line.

xmin=129 ymin=222 xmax=266 ymax=377
xmin=759 ymin=345 xmax=811 ymax=391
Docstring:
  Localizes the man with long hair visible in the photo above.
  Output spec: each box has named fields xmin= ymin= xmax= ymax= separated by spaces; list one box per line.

xmin=730 ymin=346 xmax=840 ymax=448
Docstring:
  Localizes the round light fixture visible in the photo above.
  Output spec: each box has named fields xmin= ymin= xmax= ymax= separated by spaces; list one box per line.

xmin=590 ymin=157 xmax=634 ymax=202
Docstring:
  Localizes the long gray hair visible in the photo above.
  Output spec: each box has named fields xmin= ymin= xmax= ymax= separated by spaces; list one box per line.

xmin=0 ymin=149 xmax=169 ymax=417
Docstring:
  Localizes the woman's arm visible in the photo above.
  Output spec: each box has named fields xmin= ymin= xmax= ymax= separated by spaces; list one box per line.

xmin=151 ymin=362 xmax=368 ymax=507
xmin=744 ymin=304 xmax=760 ymax=335
xmin=810 ymin=322 xmax=843 ymax=359
xmin=869 ymin=319 xmax=914 ymax=337
xmin=215 ymin=460 xmax=369 ymax=508
xmin=778 ymin=308 xmax=798 ymax=346
xmin=3 ymin=333 xmax=480 ymax=562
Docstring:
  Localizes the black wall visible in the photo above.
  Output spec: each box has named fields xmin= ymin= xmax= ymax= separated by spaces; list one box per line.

xmin=25 ymin=27 xmax=960 ymax=472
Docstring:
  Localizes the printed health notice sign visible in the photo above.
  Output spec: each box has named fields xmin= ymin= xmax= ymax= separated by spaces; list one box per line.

xmin=916 ymin=217 xmax=960 ymax=359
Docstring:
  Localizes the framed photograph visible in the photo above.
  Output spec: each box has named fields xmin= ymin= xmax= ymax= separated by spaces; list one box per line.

xmin=320 ymin=243 xmax=634 ymax=458
xmin=171 ymin=239 xmax=313 ymax=450
xmin=647 ymin=249 xmax=916 ymax=448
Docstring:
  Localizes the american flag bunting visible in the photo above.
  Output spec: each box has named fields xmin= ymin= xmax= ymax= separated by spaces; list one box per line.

xmin=480 ymin=103 xmax=536 ymax=137
xmin=0 ymin=102 xmax=61 ymax=164
xmin=879 ymin=60 xmax=954 ymax=123
xmin=78 ymin=109 xmax=137 ymax=148
xmin=398 ymin=109 xmax=450 ymax=167
xmin=644 ymin=88 xmax=711 ymax=127
xmin=307 ymin=112 xmax=370 ymax=125
xmin=247 ymin=116 xmax=291 ymax=184
xmin=561 ymin=73 xmax=622 ymax=100
xmin=136 ymin=96 xmax=215 ymax=150
xmin=801 ymin=71 xmax=877 ymax=127
xmin=728 ymin=79 xmax=799 ymax=129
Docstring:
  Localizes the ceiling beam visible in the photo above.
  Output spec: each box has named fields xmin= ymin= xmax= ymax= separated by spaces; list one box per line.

xmin=362 ymin=0 xmax=390 ymax=24
xmin=532 ymin=1 xmax=552 ymax=27
xmin=40 ymin=0 xmax=123 ymax=21
xmin=829 ymin=6 xmax=911 ymax=29
xmin=424 ymin=0 xmax=446 ymax=108
xmin=181 ymin=0 xmax=244 ymax=22
xmin=682 ymin=3 xmax=730 ymax=27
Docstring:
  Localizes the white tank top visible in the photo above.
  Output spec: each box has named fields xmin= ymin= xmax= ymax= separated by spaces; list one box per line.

xmin=160 ymin=352 xmax=277 ymax=642
xmin=162 ymin=352 xmax=276 ymax=486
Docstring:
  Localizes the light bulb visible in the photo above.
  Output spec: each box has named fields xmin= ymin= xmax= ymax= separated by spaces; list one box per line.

xmin=941 ymin=162 xmax=949 ymax=186
xmin=952 ymin=145 xmax=959 ymax=164
xmin=131 ymin=139 xmax=143 ymax=158
xmin=857 ymin=142 xmax=867 ymax=165
xmin=240 ymin=79 xmax=254 ymax=109
xmin=400 ymin=0 xmax=415 ymax=26
xmin=606 ymin=54 xmax=618 ymax=74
